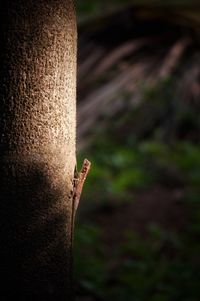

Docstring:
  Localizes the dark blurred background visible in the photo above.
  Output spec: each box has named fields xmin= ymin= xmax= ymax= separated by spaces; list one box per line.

xmin=74 ymin=1 xmax=200 ymax=300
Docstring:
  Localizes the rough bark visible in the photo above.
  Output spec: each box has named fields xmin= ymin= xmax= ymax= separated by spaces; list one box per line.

xmin=0 ymin=0 xmax=77 ymax=300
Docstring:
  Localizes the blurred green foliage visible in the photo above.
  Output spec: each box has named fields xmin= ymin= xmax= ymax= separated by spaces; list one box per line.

xmin=75 ymin=58 xmax=200 ymax=301
xmin=75 ymin=2 xmax=200 ymax=300
xmin=75 ymin=214 xmax=200 ymax=300
xmin=76 ymin=0 xmax=200 ymax=22
xmin=75 ymin=82 xmax=200 ymax=301
xmin=75 ymin=139 xmax=200 ymax=300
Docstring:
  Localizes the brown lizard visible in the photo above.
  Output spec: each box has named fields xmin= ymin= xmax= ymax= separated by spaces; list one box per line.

xmin=69 ymin=159 xmax=91 ymax=289
xmin=72 ymin=158 xmax=91 ymax=224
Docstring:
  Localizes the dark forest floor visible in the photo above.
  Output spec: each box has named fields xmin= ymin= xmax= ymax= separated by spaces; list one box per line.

xmin=75 ymin=182 xmax=199 ymax=301
xmin=91 ymin=185 xmax=187 ymax=247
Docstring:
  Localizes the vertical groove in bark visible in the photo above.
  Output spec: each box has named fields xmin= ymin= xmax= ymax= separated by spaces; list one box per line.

xmin=0 ymin=0 xmax=77 ymax=300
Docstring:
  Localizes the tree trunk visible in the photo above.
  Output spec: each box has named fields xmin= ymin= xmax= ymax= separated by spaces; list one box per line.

xmin=0 ymin=0 xmax=77 ymax=300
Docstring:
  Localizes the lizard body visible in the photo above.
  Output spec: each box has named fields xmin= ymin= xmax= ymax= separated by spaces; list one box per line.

xmin=72 ymin=158 xmax=91 ymax=225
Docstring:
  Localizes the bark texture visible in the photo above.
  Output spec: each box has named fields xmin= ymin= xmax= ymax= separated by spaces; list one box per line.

xmin=0 ymin=0 xmax=77 ymax=300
